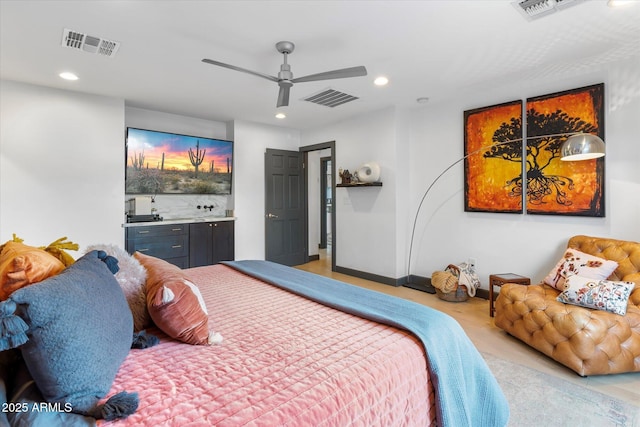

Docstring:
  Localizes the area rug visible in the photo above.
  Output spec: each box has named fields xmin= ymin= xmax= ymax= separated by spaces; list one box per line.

xmin=483 ymin=353 xmax=640 ymax=427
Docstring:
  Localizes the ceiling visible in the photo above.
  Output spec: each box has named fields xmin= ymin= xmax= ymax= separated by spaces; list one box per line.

xmin=1 ymin=1 xmax=639 ymax=130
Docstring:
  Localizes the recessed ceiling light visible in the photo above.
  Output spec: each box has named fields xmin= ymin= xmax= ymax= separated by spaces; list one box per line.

xmin=275 ymin=112 xmax=286 ymax=119
xmin=607 ymin=0 xmax=633 ymax=6
xmin=374 ymin=76 xmax=389 ymax=86
xmin=416 ymin=97 xmax=430 ymax=104
xmin=59 ymin=72 xmax=79 ymax=81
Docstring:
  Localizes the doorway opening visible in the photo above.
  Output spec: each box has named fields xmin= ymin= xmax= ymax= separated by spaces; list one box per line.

xmin=301 ymin=141 xmax=336 ymax=272
xmin=320 ymin=156 xmax=332 ymax=252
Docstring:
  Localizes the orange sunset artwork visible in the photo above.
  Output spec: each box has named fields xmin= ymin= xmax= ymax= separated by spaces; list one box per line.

xmin=464 ymin=84 xmax=604 ymax=217
xmin=465 ymin=100 xmax=523 ymax=213
xmin=525 ymin=84 xmax=604 ymax=216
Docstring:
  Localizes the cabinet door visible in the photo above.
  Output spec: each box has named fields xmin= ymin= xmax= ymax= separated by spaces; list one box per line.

xmin=189 ymin=221 xmax=235 ymax=267
xmin=211 ymin=221 xmax=234 ymax=264
xmin=189 ymin=222 xmax=213 ymax=268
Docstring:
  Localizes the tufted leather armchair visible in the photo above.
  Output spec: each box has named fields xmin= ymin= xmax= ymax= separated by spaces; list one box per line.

xmin=495 ymin=235 xmax=640 ymax=376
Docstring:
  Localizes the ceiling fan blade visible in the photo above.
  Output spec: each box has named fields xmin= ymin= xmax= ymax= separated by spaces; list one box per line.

xmin=292 ymin=66 xmax=367 ymax=83
xmin=202 ymin=58 xmax=278 ymax=82
xmin=277 ymin=85 xmax=291 ymax=107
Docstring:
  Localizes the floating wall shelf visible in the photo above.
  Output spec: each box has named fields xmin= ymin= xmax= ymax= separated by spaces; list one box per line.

xmin=337 ymin=182 xmax=383 ymax=187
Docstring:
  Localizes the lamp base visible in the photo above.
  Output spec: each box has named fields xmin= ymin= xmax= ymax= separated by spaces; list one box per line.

xmin=404 ymin=283 xmax=436 ymax=294
xmin=404 ymin=275 xmax=436 ymax=294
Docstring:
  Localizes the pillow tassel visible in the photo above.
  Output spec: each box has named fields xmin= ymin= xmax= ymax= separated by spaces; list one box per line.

xmin=41 ymin=236 xmax=79 ymax=267
xmin=0 ymin=300 xmax=28 ymax=351
xmin=94 ymin=250 xmax=120 ymax=274
xmin=131 ymin=330 xmax=160 ymax=349
xmin=92 ymin=391 xmax=139 ymax=421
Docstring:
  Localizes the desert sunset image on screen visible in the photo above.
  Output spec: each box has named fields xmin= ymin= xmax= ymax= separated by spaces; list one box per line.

xmin=126 ymin=127 xmax=233 ymax=195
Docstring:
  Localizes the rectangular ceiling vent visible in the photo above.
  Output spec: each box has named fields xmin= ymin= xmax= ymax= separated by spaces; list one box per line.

xmin=303 ymin=89 xmax=359 ymax=108
xmin=61 ymin=28 xmax=120 ymax=58
xmin=512 ymin=0 xmax=583 ymax=21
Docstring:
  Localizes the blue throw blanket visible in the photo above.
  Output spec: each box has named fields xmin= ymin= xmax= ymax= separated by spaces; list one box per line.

xmin=223 ymin=260 xmax=509 ymax=427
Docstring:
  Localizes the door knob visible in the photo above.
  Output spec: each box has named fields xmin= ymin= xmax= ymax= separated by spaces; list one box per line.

xmin=267 ymin=213 xmax=279 ymax=218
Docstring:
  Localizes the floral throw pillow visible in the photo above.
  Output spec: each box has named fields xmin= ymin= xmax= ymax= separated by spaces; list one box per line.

xmin=544 ymin=249 xmax=618 ymax=290
xmin=556 ymin=275 xmax=635 ymax=316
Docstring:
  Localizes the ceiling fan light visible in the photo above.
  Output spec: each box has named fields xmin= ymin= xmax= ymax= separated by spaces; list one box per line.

xmin=560 ymin=134 xmax=605 ymax=161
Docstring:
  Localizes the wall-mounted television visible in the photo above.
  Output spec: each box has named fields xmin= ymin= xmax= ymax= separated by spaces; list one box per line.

xmin=125 ymin=127 xmax=233 ymax=195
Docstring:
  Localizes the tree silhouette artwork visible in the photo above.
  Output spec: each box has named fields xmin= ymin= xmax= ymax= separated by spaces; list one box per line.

xmin=465 ymin=84 xmax=604 ymax=216
xmin=483 ymin=106 xmax=603 ymax=216
xmin=481 ymin=116 xmax=524 ymax=203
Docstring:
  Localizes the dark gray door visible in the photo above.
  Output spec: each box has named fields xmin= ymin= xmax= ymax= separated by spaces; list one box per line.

xmin=265 ymin=149 xmax=306 ymax=266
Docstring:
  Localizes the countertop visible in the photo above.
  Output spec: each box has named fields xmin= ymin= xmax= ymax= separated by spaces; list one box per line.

xmin=122 ymin=216 xmax=236 ymax=228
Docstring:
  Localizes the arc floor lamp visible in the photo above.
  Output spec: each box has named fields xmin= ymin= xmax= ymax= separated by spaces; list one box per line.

xmin=405 ymin=132 xmax=606 ymax=293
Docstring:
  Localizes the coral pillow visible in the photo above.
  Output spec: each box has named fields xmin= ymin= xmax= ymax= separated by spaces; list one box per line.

xmin=86 ymin=244 xmax=150 ymax=332
xmin=134 ymin=252 xmax=214 ymax=345
xmin=557 ymin=275 xmax=635 ymax=315
xmin=544 ymin=249 xmax=618 ymax=290
xmin=0 ymin=241 xmax=65 ymax=300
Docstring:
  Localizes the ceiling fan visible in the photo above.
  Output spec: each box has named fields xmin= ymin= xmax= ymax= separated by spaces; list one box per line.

xmin=202 ymin=41 xmax=367 ymax=108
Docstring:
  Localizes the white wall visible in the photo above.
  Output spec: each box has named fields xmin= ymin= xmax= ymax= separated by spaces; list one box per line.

xmin=407 ymin=56 xmax=640 ymax=287
xmin=0 ymin=80 xmax=124 ymax=251
xmin=0 ymin=82 xmax=302 ymax=263
xmin=302 ymin=107 xmax=399 ymax=278
xmin=2 ymin=54 xmax=637 ymax=286
xmin=230 ymin=120 xmax=300 ymax=260
xmin=394 ymin=109 xmax=412 ymax=279
xmin=299 ymin=57 xmax=639 ymax=288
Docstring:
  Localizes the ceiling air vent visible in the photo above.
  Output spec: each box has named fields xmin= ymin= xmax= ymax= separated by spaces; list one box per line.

xmin=61 ymin=28 xmax=120 ymax=58
xmin=512 ymin=0 xmax=583 ymax=21
xmin=303 ymin=89 xmax=359 ymax=108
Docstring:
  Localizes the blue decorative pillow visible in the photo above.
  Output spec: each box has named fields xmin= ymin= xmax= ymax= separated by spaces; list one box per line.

xmin=7 ymin=358 xmax=96 ymax=427
xmin=0 ymin=250 xmax=138 ymax=420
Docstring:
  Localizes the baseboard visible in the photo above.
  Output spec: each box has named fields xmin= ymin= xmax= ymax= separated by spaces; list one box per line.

xmin=335 ymin=265 xmax=403 ymax=287
xmin=307 ymin=254 xmax=320 ymax=262
xmin=333 ymin=267 xmax=490 ymax=299
xmin=476 ymin=288 xmax=489 ymax=300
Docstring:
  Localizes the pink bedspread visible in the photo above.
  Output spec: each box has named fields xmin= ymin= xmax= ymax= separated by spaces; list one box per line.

xmin=101 ymin=264 xmax=436 ymax=426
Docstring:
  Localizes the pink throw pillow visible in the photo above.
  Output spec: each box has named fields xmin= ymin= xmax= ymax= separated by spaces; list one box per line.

xmin=544 ymin=249 xmax=618 ymax=290
xmin=134 ymin=252 xmax=213 ymax=345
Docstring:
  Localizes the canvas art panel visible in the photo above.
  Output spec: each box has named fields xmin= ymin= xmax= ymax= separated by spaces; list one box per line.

xmin=464 ymin=83 xmax=604 ymax=217
xmin=525 ymin=83 xmax=605 ymax=216
xmin=464 ymin=100 xmax=524 ymax=213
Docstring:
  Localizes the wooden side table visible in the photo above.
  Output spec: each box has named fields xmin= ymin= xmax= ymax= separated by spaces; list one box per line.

xmin=489 ymin=273 xmax=531 ymax=317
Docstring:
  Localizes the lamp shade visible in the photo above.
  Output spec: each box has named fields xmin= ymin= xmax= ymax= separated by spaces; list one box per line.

xmin=560 ymin=134 xmax=605 ymax=161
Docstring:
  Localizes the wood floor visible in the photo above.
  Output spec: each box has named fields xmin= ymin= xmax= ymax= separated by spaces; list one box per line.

xmin=296 ymin=250 xmax=640 ymax=407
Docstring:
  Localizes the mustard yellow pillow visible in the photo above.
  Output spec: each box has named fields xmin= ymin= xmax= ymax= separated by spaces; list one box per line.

xmin=0 ymin=241 xmax=65 ymax=300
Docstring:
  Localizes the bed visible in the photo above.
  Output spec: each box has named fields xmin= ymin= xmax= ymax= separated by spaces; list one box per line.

xmin=102 ymin=260 xmax=508 ymax=426
xmin=1 ymin=249 xmax=509 ymax=427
